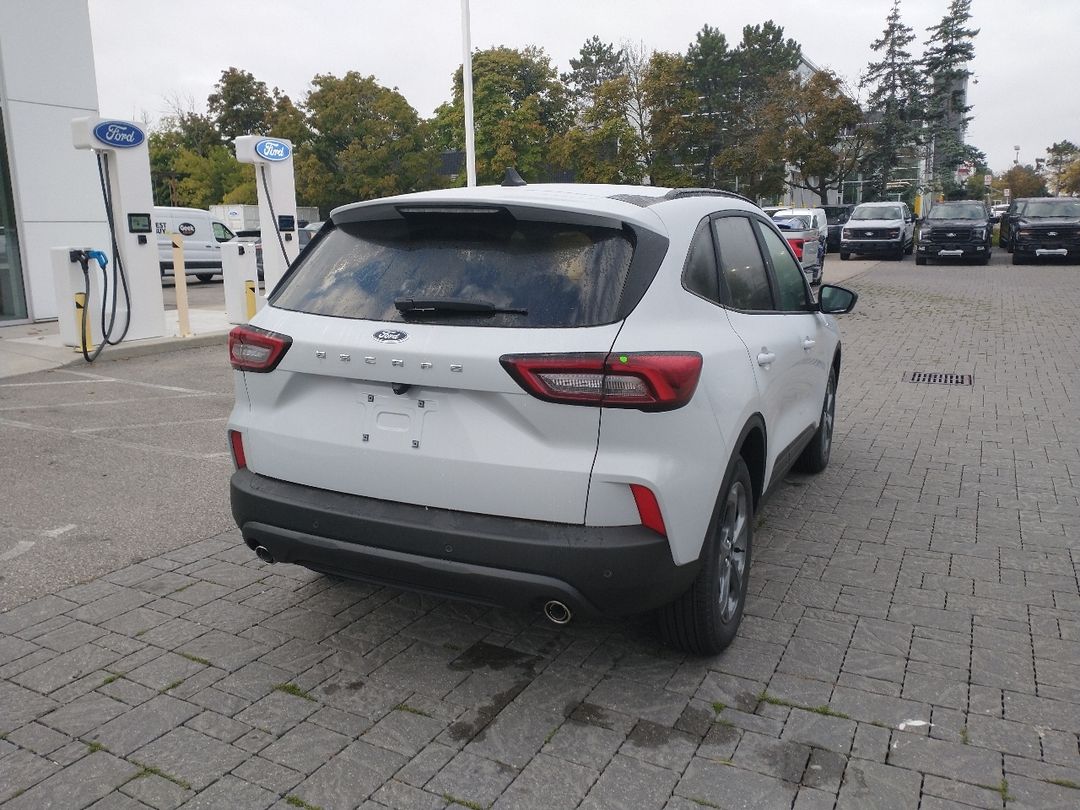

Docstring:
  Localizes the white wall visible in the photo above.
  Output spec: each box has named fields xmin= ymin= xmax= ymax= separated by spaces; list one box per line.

xmin=0 ymin=0 xmax=106 ymax=321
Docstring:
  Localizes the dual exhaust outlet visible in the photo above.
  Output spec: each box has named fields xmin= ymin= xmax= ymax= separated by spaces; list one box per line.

xmin=253 ymin=545 xmax=573 ymax=626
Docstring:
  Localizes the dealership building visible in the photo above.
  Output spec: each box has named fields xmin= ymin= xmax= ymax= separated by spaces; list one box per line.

xmin=0 ymin=0 xmax=107 ymax=324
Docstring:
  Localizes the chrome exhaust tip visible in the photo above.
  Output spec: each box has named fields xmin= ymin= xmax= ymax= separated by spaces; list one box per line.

xmin=254 ymin=545 xmax=275 ymax=564
xmin=543 ymin=600 xmax=572 ymax=625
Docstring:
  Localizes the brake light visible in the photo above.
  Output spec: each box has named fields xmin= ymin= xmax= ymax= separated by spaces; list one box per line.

xmin=630 ymin=484 xmax=667 ymax=536
xmin=228 ymin=430 xmax=247 ymax=469
xmin=500 ymin=352 xmax=702 ymax=411
xmin=228 ymin=325 xmax=292 ymax=372
xmin=786 ymin=237 xmax=805 ymax=260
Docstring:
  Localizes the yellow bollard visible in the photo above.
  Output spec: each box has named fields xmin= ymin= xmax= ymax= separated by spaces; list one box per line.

xmin=244 ymin=280 xmax=257 ymax=321
xmin=74 ymin=292 xmax=93 ymax=353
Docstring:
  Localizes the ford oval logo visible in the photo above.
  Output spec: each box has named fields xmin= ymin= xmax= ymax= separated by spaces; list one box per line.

xmin=373 ymin=329 xmax=408 ymax=343
xmin=255 ymin=138 xmax=292 ymax=162
xmin=92 ymin=120 xmax=145 ymax=149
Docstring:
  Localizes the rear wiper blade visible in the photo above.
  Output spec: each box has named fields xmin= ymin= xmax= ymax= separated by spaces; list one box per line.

xmin=394 ymin=298 xmax=527 ymax=316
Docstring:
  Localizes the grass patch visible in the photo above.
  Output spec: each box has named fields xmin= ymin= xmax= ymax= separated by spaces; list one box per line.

xmin=285 ymin=797 xmax=323 ymax=810
xmin=100 ymin=673 xmax=121 ymax=687
xmin=178 ymin=652 xmax=211 ymax=667
xmin=131 ymin=762 xmax=192 ymax=791
xmin=443 ymin=642 xmax=462 ymax=652
xmin=394 ymin=703 xmax=433 ymax=718
xmin=756 ymin=691 xmax=850 ymax=719
xmin=159 ymin=680 xmax=184 ymax=694
xmin=84 ymin=740 xmax=108 ymax=754
xmin=273 ymin=683 xmax=315 ymax=702
xmin=1046 ymin=778 xmax=1080 ymax=790
xmin=169 ymin=582 xmax=194 ymax=594
xmin=711 ymin=701 xmax=726 ymax=714
xmin=980 ymin=779 xmax=1013 ymax=802
xmin=543 ymin=725 xmax=559 ymax=745
xmin=960 ymin=726 xmax=969 ymax=745
xmin=689 ymin=798 xmax=722 ymax=809
xmin=443 ymin=796 xmax=485 ymax=810
xmin=134 ymin=629 xmax=149 ymax=637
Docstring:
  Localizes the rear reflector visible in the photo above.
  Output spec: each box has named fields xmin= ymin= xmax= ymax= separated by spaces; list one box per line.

xmin=228 ymin=325 xmax=292 ymax=372
xmin=630 ymin=484 xmax=667 ymax=537
xmin=500 ymin=352 xmax=702 ymax=411
xmin=785 ymin=237 xmax=805 ymax=260
xmin=228 ymin=430 xmax=246 ymax=469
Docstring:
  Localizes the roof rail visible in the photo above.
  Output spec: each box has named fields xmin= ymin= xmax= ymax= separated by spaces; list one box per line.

xmin=663 ymin=188 xmax=756 ymax=206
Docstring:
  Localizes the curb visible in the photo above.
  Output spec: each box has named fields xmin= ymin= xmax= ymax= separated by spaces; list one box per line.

xmin=60 ymin=330 xmax=230 ymax=367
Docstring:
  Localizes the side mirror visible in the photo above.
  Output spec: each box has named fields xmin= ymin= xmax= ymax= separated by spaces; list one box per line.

xmin=818 ymin=284 xmax=857 ymax=315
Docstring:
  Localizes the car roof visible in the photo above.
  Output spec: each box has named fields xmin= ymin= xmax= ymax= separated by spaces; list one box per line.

xmin=856 ymin=201 xmax=904 ymax=207
xmin=330 ymin=183 xmax=765 ymax=234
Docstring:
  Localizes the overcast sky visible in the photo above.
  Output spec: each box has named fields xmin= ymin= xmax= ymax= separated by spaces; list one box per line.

xmin=87 ymin=0 xmax=1077 ymax=175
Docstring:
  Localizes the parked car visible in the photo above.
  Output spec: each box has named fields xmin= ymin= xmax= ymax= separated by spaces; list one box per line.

xmin=915 ymin=200 xmax=992 ymax=265
xmin=999 ymin=198 xmax=1039 ymax=252
xmin=839 ymin=201 xmax=916 ymax=260
xmin=823 ymin=205 xmax=854 ymax=253
xmin=233 ymin=230 xmax=264 ymax=278
xmin=771 ymin=207 xmax=828 ymax=284
xmin=226 ymin=183 xmax=857 ymax=655
xmin=154 ymin=207 xmax=235 ymax=282
xmin=1010 ymin=197 xmax=1080 ymax=265
xmin=989 ymin=203 xmax=1009 ymax=224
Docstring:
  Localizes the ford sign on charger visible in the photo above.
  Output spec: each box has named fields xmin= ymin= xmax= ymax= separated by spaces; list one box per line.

xmin=92 ymin=120 xmax=146 ymax=149
xmin=254 ymin=139 xmax=292 ymax=162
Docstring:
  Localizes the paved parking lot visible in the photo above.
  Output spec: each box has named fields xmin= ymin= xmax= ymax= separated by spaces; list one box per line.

xmin=2 ymin=255 xmax=1079 ymax=809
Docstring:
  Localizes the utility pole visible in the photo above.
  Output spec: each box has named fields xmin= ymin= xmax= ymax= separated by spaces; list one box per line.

xmin=461 ymin=0 xmax=477 ymax=187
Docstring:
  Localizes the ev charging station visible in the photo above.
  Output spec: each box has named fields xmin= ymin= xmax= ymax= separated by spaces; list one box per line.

xmin=59 ymin=118 xmax=165 ymax=355
xmin=234 ymin=135 xmax=299 ymax=294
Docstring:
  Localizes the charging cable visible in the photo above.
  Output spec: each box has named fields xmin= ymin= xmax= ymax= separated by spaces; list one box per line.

xmin=259 ymin=164 xmax=291 ymax=267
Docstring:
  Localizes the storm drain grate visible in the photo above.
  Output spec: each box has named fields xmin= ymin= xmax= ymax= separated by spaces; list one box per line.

xmin=906 ymin=371 xmax=973 ymax=385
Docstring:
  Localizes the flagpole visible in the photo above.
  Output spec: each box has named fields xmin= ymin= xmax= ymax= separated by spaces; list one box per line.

xmin=461 ymin=0 xmax=477 ymax=186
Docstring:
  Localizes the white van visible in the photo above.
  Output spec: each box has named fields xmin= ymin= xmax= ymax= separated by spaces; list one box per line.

xmin=154 ymin=207 xmax=235 ymax=282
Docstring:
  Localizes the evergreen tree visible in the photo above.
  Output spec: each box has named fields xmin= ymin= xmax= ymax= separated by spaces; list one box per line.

xmin=1044 ymin=140 xmax=1079 ymax=194
xmin=563 ymin=36 xmax=625 ymax=124
xmin=922 ymin=0 xmax=978 ymax=185
xmin=860 ymin=0 xmax=923 ymax=200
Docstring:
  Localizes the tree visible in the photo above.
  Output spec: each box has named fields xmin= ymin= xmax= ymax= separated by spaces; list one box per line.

xmin=1061 ymin=158 xmax=1080 ymax=195
xmin=551 ymin=76 xmax=643 ymax=183
xmin=711 ymin=21 xmax=801 ymax=198
xmin=207 ymin=68 xmax=276 ymax=141
xmin=303 ymin=71 xmax=440 ymax=212
xmin=433 ymin=46 xmax=571 ymax=183
xmin=994 ymin=165 xmax=1048 ymax=199
xmin=642 ymin=50 xmax=702 ymax=187
xmin=682 ymin=25 xmax=738 ymax=187
xmin=860 ymin=0 xmax=923 ymax=200
xmin=563 ymin=36 xmax=624 ymax=122
xmin=762 ymin=70 xmax=867 ymax=203
xmin=1044 ymin=140 xmax=1079 ymax=194
xmin=922 ymin=0 xmax=978 ymax=185
xmin=621 ymin=40 xmax=654 ymax=175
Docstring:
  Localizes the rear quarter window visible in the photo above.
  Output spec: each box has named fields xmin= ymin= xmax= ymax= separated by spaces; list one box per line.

xmin=270 ymin=214 xmax=637 ymax=328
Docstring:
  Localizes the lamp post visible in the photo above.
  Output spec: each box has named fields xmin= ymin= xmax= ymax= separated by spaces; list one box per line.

xmin=461 ymin=0 xmax=476 ymax=187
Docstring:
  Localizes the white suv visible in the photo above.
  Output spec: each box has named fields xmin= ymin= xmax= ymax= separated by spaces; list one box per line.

xmin=227 ymin=183 xmax=857 ymax=654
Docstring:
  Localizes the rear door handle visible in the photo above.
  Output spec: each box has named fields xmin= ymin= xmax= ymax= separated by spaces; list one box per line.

xmin=757 ymin=351 xmax=776 ymax=366
xmin=802 ymin=337 xmax=816 ymax=350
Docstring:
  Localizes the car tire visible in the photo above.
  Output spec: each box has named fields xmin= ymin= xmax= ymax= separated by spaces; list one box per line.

xmin=658 ymin=457 xmax=753 ymax=656
xmin=795 ymin=366 xmax=836 ymax=475
xmin=895 ymin=241 xmax=905 ymax=261
xmin=1012 ymin=253 xmax=1027 ymax=265
xmin=915 ymin=256 xmax=927 ymax=266
xmin=195 ymin=273 xmax=215 ymax=283
xmin=905 ymin=240 xmax=914 ymax=255
xmin=1006 ymin=239 xmax=1013 ymax=254
xmin=978 ymin=255 xmax=991 ymax=266
xmin=840 ymin=252 xmax=850 ymax=261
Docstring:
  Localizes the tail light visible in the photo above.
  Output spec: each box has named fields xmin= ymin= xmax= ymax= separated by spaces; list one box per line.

xmin=229 ymin=325 xmax=292 ymax=372
xmin=630 ymin=484 xmax=667 ymax=536
xmin=500 ymin=352 xmax=702 ymax=411
xmin=785 ymin=237 xmax=805 ymax=260
xmin=228 ymin=430 xmax=247 ymax=469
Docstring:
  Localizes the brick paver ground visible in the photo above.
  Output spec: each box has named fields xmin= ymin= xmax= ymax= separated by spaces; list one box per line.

xmin=2 ymin=261 xmax=1080 ymax=809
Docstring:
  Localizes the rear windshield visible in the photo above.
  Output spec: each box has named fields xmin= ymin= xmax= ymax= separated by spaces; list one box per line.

xmin=851 ymin=206 xmax=902 ymax=221
xmin=271 ymin=213 xmax=636 ymax=328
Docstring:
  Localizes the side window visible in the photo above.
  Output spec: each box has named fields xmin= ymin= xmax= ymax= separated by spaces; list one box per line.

xmin=713 ymin=216 xmax=773 ymax=311
xmin=213 ymin=222 xmax=235 ymax=242
xmin=755 ymin=222 xmax=809 ymax=312
xmin=682 ymin=221 xmax=720 ymax=303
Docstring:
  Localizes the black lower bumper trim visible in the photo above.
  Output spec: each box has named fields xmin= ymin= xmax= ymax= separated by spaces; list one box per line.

xmin=230 ymin=469 xmax=700 ymax=617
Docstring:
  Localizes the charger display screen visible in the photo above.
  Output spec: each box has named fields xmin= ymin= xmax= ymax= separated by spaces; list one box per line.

xmin=127 ymin=213 xmax=152 ymax=233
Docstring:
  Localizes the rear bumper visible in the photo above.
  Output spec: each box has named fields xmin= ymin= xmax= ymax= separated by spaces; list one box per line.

xmin=230 ymin=469 xmax=699 ymax=617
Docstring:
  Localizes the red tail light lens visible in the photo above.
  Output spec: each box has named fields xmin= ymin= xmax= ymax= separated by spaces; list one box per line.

xmin=228 ymin=325 xmax=292 ymax=372
xmin=500 ymin=352 xmax=702 ymax=411
xmin=785 ymin=237 xmax=804 ymax=260
xmin=630 ymin=484 xmax=667 ymax=536
xmin=228 ymin=430 xmax=247 ymax=469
